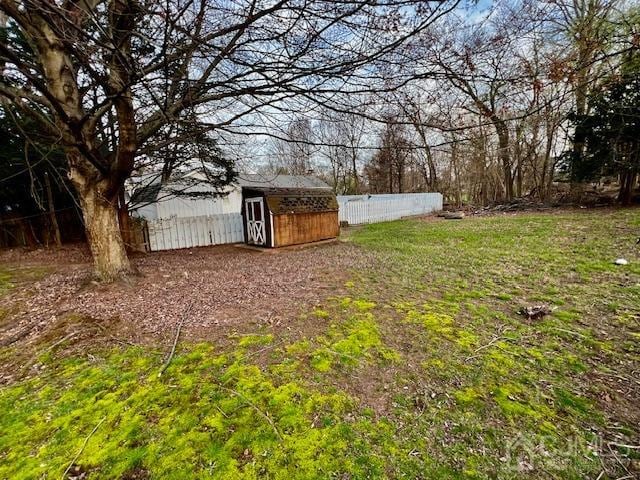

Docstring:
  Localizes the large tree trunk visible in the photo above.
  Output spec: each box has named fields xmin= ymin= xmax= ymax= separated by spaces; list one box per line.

xmin=73 ymin=174 xmax=132 ymax=281
xmin=618 ymin=171 xmax=636 ymax=206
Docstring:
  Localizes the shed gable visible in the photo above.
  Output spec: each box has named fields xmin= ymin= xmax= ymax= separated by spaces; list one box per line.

xmin=266 ymin=191 xmax=338 ymax=215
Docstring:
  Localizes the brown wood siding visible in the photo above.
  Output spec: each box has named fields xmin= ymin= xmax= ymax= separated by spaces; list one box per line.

xmin=272 ymin=211 xmax=339 ymax=247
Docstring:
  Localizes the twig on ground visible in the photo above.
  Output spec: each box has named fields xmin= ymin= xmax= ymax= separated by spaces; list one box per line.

xmin=61 ymin=416 xmax=106 ymax=480
xmin=608 ymin=442 xmax=640 ymax=450
xmin=25 ymin=331 xmax=79 ymax=370
xmin=465 ymin=325 xmax=512 ymax=362
xmin=158 ymin=300 xmax=194 ymax=378
xmin=325 ymin=348 xmax=360 ymax=362
xmin=596 ymin=371 xmax=640 ymax=387
xmin=239 ymin=339 xmax=287 ymax=362
xmin=44 ymin=331 xmax=79 ymax=352
xmin=607 ymin=443 xmax=632 ymax=477
xmin=549 ymin=327 xmax=588 ymax=338
xmin=219 ymin=385 xmax=283 ymax=441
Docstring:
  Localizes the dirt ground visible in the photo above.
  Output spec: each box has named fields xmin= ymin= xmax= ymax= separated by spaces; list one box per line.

xmin=0 ymin=241 xmax=368 ymax=350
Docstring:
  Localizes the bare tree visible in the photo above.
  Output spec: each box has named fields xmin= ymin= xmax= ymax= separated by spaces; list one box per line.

xmin=317 ymin=107 xmax=367 ymax=194
xmin=269 ymin=117 xmax=315 ymax=175
xmin=0 ymin=0 xmax=458 ymax=279
xmin=425 ymin=10 xmax=530 ymax=201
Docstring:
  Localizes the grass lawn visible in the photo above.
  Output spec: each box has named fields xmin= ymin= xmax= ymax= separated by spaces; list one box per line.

xmin=1 ymin=210 xmax=639 ymax=479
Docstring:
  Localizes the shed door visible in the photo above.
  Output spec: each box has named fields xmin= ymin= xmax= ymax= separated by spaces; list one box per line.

xmin=245 ymin=197 xmax=266 ymax=245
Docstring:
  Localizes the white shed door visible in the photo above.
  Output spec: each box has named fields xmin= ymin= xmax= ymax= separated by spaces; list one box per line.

xmin=245 ymin=197 xmax=266 ymax=245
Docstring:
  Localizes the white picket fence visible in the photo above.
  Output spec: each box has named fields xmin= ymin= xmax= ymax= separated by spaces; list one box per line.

xmin=146 ymin=213 xmax=244 ymax=251
xmin=144 ymin=193 xmax=442 ymax=251
xmin=337 ymin=193 xmax=442 ymax=225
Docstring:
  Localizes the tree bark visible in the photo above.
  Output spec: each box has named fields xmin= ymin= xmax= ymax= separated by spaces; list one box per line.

xmin=351 ymin=150 xmax=360 ymax=194
xmin=118 ymin=188 xmax=132 ymax=252
xmin=618 ymin=171 xmax=636 ymax=206
xmin=72 ymin=170 xmax=131 ymax=281
xmin=493 ymin=118 xmax=513 ymax=201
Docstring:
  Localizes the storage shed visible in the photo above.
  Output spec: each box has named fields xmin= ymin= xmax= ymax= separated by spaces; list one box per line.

xmin=242 ymin=187 xmax=339 ymax=247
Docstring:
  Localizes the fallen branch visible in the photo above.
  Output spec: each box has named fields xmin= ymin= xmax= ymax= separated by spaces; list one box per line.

xmin=607 ymin=442 xmax=632 ymax=478
xmin=158 ymin=300 xmax=194 ymax=378
xmin=61 ymin=416 xmax=106 ymax=480
xmin=0 ymin=322 xmax=38 ymax=347
xmin=608 ymin=442 xmax=640 ymax=450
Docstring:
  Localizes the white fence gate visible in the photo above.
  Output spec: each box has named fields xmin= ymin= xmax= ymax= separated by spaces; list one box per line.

xmin=145 ymin=213 xmax=244 ymax=251
xmin=337 ymin=193 xmax=442 ymax=225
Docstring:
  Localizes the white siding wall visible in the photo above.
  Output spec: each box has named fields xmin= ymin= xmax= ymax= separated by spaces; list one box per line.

xmin=134 ymin=202 xmax=159 ymax=220
xmin=337 ymin=193 xmax=442 ymax=225
xmin=155 ymin=188 xmax=242 ymax=218
xmin=146 ymin=213 xmax=244 ymax=251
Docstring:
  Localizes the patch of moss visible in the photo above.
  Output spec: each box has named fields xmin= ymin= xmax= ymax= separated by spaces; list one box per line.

xmin=237 ymin=333 xmax=273 ymax=348
xmin=351 ymin=299 xmax=376 ymax=312
xmin=309 ymin=313 xmax=397 ymax=371
xmin=0 ymin=272 xmax=13 ymax=295
xmin=313 ymin=308 xmax=330 ymax=319
xmin=554 ymin=388 xmax=593 ymax=418
xmin=492 ymin=383 xmax=553 ymax=422
xmin=454 ymin=387 xmax=484 ymax=405
xmin=0 ymin=342 xmax=397 ymax=479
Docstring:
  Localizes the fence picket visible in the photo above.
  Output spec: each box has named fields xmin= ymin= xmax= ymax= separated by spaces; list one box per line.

xmin=337 ymin=193 xmax=442 ymax=225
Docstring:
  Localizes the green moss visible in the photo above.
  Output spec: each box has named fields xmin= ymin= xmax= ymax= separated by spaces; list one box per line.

xmin=0 ymin=342 xmax=395 ymax=479
xmin=455 ymin=330 xmax=479 ymax=349
xmin=310 ymin=351 xmax=333 ymax=372
xmin=406 ymin=309 xmax=454 ymax=336
xmin=454 ymin=387 xmax=484 ymax=405
xmin=309 ymin=312 xmax=396 ymax=371
xmin=339 ymin=297 xmax=352 ymax=308
xmin=552 ymin=310 xmax=581 ymax=322
xmin=0 ymin=270 xmax=13 ymax=295
xmin=237 ymin=334 xmax=273 ymax=348
xmin=313 ymin=308 xmax=330 ymax=319
xmin=492 ymin=383 xmax=553 ymax=422
xmin=494 ymin=292 xmax=513 ymax=301
xmin=285 ymin=340 xmax=311 ymax=355
xmin=351 ymin=299 xmax=376 ymax=311
xmin=554 ymin=388 xmax=593 ymax=418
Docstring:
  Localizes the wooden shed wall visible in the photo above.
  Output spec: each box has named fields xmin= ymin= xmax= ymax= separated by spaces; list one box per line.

xmin=272 ymin=211 xmax=339 ymax=247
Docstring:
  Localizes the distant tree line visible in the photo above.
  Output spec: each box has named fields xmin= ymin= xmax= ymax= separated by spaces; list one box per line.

xmin=265 ymin=0 xmax=639 ymax=206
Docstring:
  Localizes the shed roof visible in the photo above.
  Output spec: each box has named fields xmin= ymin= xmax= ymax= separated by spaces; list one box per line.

xmin=129 ymin=173 xmax=331 ymax=208
xmin=244 ymin=187 xmax=338 ymax=214
xmin=236 ymin=174 xmax=331 ymax=190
